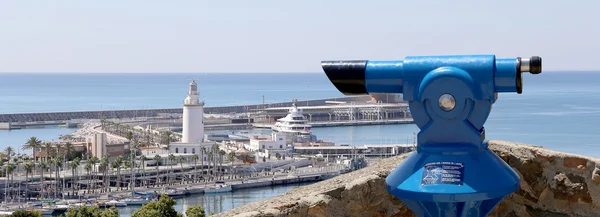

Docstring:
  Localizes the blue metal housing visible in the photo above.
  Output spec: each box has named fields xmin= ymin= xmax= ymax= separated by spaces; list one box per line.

xmin=324 ymin=54 xmax=528 ymax=217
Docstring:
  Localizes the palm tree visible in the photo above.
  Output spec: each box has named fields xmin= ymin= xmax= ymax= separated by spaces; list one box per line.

xmin=70 ymin=157 xmax=81 ymax=195
xmin=153 ymin=155 xmax=161 ymax=187
xmin=129 ymin=151 xmax=136 ymax=190
xmin=167 ymin=154 xmax=176 ymax=185
xmin=24 ymin=161 xmax=34 ymax=181
xmin=24 ymin=161 xmax=34 ymax=200
xmin=177 ymin=155 xmax=185 ymax=184
xmin=52 ymin=156 xmax=64 ymax=199
xmin=23 ymin=137 xmax=41 ymax=163
xmin=42 ymin=142 xmax=53 ymax=162
xmin=228 ymin=152 xmax=235 ymax=179
xmin=88 ymin=156 xmax=99 ymax=193
xmin=211 ymin=144 xmax=219 ymax=179
xmin=191 ymin=155 xmax=199 ymax=183
xmin=99 ymin=156 xmax=109 ymax=193
xmin=62 ymin=142 xmax=75 ymax=160
xmin=206 ymin=152 xmax=213 ymax=181
xmin=218 ymin=150 xmax=226 ymax=180
xmin=39 ymin=160 xmax=48 ymax=198
xmin=4 ymin=147 xmax=14 ymax=163
xmin=160 ymin=131 xmax=173 ymax=147
xmin=200 ymin=147 xmax=206 ymax=181
xmin=84 ymin=162 xmax=92 ymax=194
xmin=140 ymin=155 xmax=147 ymax=187
xmin=6 ymin=164 xmax=16 ymax=201
xmin=111 ymin=156 xmax=124 ymax=191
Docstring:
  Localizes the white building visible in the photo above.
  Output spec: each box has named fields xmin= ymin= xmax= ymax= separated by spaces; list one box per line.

xmin=139 ymin=147 xmax=169 ymax=157
xmin=245 ymin=132 xmax=287 ymax=154
xmin=169 ymin=142 xmax=214 ymax=161
xmin=182 ymin=80 xmax=205 ymax=144
xmin=171 ymin=80 xmax=215 ymax=162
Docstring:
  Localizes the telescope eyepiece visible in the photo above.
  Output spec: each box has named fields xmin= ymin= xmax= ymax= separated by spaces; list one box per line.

xmin=518 ymin=56 xmax=542 ymax=75
xmin=321 ymin=60 xmax=368 ymax=95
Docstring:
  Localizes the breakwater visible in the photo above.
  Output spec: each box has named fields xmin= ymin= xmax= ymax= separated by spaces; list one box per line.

xmin=0 ymin=96 xmax=371 ymax=123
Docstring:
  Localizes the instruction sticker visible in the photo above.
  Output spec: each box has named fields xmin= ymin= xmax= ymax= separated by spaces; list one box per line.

xmin=420 ymin=162 xmax=464 ymax=186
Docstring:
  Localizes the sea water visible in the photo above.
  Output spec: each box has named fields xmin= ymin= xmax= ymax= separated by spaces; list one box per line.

xmin=1 ymin=72 xmax=600 ymax=214
xmin=1 ymin=72 xmax=599 ymax=157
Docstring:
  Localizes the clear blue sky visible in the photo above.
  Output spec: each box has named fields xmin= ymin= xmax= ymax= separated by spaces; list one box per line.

xmin=1 ymin=0 xmax=598 ymax=73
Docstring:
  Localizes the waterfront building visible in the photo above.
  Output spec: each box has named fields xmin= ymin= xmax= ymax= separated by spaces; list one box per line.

xmin=32 ymin=141 xmax=88 ymax=161
xmin=244 ymin=132 xmax=288 ymax=155
xmin=139 ymin=147 xmax=169 ymax=156
xmin=173 ymin=80 xmax=215 ymax=161
xmin=87 ymin=133 xmax=128 ymax=162
xmin=169 ymin=142 xmax=213 ymax=161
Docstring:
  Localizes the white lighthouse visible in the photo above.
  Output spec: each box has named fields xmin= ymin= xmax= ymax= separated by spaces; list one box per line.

xmin=182 ymin=80 xmax=205 ymax=143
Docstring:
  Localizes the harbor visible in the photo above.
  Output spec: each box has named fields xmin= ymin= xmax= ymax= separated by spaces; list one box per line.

xmin=0 ymin=161 xmax=349 ymax=215
xmin=0 ymin=82 xmax=414 ymax=215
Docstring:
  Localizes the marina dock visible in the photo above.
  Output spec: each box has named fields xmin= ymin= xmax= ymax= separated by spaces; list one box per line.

xmin=253 ymin=119 xmax=414 ymax=129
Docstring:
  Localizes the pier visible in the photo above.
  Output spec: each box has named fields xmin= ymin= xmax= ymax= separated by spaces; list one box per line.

xmin=0 ymin=96 xmax=371 ymax=124
xmin=253 ymin=101 xmax=410 ymax=123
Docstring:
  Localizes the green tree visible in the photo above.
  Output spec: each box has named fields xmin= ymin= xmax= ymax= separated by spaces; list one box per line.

xmin=132 ymin=194 xmax=182 ymax=217
xmin=8 ymin=210 xmax=42 ymax=217
xmin=65 ymin=205 xmax=119 ymax=217
xmin=99 ymin=207 xmax=119 ymax=217
xmin=185 ymin=206 xmax=206 ymax=217
xmin=125 ymin=131 xmax=134 ymax=142
xmin=275 ymin=152 xmax=281 ymax=160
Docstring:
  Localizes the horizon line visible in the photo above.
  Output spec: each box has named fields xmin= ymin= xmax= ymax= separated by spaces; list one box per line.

xmin=1 ymin=70 xmax=599 ymax=74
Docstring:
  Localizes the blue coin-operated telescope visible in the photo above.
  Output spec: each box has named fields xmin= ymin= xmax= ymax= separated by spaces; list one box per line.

xmin=321 ymin=55 xmax=542 ymax=217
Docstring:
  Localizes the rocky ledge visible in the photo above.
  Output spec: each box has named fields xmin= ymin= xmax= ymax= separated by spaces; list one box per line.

xmin=214 ymin=140 xmax=600 ymax=217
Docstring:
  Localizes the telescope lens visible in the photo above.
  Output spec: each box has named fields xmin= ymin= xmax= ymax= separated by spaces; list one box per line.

xmin=321 ymin=60 xmax=368 ymax=95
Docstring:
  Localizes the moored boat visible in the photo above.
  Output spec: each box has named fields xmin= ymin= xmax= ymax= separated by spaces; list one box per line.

xmin=38 ymin=209 xmax=54 ymax=215
xmin=204 ymin=182 xmax=233 ymax=194
xmin=52 ymin=204 xmax=70 ymax=212
xmin=105 ymin=200 xmax=127 ymax=207
xmin=123 ymin=197 xmax=150 ymax=206
xmin=165 ymin=188 xmax=185 ymax=199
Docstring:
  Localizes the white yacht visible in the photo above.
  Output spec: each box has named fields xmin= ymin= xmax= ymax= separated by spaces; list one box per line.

xmin=272 ymin=100 xmax=316 ymax=143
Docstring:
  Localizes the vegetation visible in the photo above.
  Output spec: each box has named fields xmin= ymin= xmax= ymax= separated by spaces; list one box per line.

xmin=132 ymin=194 xmax=207 ymax=217
xmin=6 ymin=210 xmax=42 ymax=217
xmin=185 ymin=206 xmax=207 ymax=217
xmin=65 ymin=206 xmax=119 ymax=217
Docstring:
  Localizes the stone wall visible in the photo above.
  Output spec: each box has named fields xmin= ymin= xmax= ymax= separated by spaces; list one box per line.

xmin=214 ymin=140 xmax=600 ymax=217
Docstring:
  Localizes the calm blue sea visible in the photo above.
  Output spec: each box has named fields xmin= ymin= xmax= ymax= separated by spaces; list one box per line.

xmin=1 ymin=72 xmax=600 ymax=157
